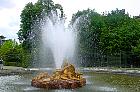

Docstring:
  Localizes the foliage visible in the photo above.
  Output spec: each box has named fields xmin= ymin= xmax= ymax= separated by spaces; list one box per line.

xmin=18 ymin=0 xmax=64 ymax=52
xmin=71 ymin=9 xmax=140 ymax=67
xmin=0 ymin=40 xmax=18 ymax=65
xmin=100 ymin=9 xmax=140 ymax=54
xmin=0 ymin=40 xmax=30 ymax=67
xmin=16 ymin=0 xmax=64 ymax=67
xmin=71 ymin=9 xmax=105 ymax=66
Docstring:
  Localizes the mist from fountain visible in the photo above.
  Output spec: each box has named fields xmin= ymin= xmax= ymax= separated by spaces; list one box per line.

xmin=39 ymin=11 xmax=77 ymax=68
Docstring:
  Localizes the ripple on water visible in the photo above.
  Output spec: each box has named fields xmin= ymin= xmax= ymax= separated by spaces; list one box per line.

xmin=0 ymin=75 xmax=21 ymax=92
xmin=0 ymin=75 xmax=21 ymax=85
xmin=85 ymin=77 xmax=94 ymax=85
xmin=98 ymin=87 xmax=118 ymax=92
xmin=23 ymin=87 xmax=40 ymax=91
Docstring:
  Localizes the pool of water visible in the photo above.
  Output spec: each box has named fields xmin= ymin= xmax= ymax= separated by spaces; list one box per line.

xmin=0 ymin=69 xmax=139 ymax=92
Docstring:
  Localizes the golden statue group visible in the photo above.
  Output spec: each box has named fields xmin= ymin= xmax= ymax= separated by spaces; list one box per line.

xmin=31 ymin=60 xmax=86 ymax=89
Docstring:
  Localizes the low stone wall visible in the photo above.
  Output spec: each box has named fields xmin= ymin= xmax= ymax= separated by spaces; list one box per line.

xmin=0 ymin=69 xmax=31 ymax=76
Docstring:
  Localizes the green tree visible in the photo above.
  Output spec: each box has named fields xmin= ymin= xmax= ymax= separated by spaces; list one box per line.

xmin=100 ymin=9 xmax=140 ymax=54
xmin=0 ymin=40 xmax=25 ymax=66
xmin=71 ymin=9 xmax=105 ymax=66
xmin=71 ymin=9 xmax=140 ymax=67
xmin=18 ymin=0 xmax=64 ymax=52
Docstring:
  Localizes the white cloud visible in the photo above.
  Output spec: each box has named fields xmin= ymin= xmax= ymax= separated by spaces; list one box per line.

xmin=53 ymin=0 xmax=140 ymax=22
xmin=0 ymin=0 xmax=37 ymax=40
xmin=0 ymin=0 xmax=15 ymax=9
xmin=0 ymin=0 xmax=140 ymax=40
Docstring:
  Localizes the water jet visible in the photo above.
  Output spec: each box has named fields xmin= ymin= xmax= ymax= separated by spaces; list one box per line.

xmin=31 ymin=11 xmax=86 ymax=89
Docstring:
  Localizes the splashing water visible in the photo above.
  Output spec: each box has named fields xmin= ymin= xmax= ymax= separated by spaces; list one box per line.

xmin=40 ymin=12 xmax=77 ymax=68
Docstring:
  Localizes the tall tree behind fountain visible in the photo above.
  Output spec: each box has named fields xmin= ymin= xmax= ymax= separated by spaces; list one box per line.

xmin=18 ymin=0 xmax=77 ymax=68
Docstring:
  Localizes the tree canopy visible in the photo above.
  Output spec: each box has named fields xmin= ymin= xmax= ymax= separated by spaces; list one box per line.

xmin=71 ymin=9 xmax=140 ymax=67
xmin=0 ymin=40 xmax=24 ymax=66
xmin=18 ymin=0 xmax=64 ymax=51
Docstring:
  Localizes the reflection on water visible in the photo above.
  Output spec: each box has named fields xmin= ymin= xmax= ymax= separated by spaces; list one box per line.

xmin=0 ymin=70 xmax=138 ymax=92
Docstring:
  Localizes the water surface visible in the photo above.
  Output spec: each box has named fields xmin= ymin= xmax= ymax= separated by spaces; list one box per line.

xmin=0 ymin=69 xmax=139 ymax=92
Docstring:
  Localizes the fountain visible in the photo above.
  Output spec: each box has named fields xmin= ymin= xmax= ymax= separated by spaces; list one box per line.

xmin=31 ymin=11 xmax=86 ymax=89
xmin=31 ymin=60 xmax=86 ymax=89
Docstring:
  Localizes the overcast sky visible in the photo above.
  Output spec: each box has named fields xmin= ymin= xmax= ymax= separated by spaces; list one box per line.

xmin=0 ymin=0 xmax=140 ymax=40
